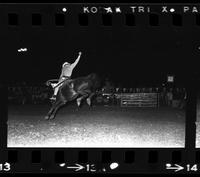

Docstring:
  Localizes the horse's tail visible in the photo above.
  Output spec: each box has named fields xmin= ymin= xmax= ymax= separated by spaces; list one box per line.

xmin=87 ymin=73 xmax=101 ymax=90
xmin=87 ymin=73 xmax=96 ymax=80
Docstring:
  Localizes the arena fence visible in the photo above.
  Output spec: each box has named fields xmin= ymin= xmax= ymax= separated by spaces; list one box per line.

xmin=119 ymin=93 xmax=159 ymax=107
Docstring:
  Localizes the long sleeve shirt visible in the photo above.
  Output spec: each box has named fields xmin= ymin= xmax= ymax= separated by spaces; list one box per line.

xmin=60 ymin=55 xmax=81 ymax=78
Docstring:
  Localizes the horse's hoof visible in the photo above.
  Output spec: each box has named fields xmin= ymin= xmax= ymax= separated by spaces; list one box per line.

xmin=49 ymin=115 xmax=55 ymax=120
xmin=44 ymin=116 xmax=49 ymax=120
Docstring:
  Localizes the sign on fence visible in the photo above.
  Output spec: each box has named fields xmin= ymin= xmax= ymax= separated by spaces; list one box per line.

xmin=120 ymin=93 xmax=159 ymax=107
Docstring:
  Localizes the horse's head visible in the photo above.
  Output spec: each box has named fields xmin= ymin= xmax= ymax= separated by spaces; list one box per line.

xmin=45 ymin=80 xmax=59 ymax=89
xmin=45 ymin=81 xmax=50 ymax=86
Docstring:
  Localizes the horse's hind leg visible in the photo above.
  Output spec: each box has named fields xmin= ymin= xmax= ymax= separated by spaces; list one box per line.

xmin=86 ymin=92 xmax=95 ymax=107
xmin=76 ymin=97 xmax=82 ymax=107
xmin=76 ymin=93 xmax=89 ymax=108
xmin=86 ymin=97 xmax=91 ymax=107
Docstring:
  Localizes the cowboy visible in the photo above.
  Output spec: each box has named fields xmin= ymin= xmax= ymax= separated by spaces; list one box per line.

xmin=50 ymin=51 xmax=82 ymax=100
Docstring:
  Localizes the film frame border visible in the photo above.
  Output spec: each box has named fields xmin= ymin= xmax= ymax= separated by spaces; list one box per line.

xmin=2 ymin=4 xmax=200 ymax=27
xmin=0 ymin=3 xmax=199 ymax=174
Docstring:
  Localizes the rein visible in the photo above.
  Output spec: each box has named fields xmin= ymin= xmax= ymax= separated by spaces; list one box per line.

xmin=46 ymin=78 xmax=71 ymax=89
xmin=52 ymin=79 xmax=68 ymax=89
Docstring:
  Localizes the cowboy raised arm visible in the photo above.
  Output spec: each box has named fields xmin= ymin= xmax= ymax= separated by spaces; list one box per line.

xmin=71 ymin=51 xmax=82 ymax=69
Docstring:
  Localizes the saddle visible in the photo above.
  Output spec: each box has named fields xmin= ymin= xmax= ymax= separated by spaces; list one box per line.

xmin=56 ymin=78 xmax=74 ymax=91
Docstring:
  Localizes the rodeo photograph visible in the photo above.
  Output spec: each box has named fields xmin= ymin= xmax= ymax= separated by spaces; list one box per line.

xmin=3 ymin=10 xmax=199 ymax=148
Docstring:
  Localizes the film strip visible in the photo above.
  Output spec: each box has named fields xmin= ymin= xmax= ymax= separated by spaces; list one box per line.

xmin=2 ymin=6 xmax=200 ymax=27
xmin=0 ymin=3 xmax=200 ymax=174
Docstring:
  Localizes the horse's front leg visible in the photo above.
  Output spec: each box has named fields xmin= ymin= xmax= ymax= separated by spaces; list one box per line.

xmin=49 ymin=101 xmax=66 ymax=120
xmin=45 ymin=100 xmax=61 ymax=120
xmin=45 ymin=106 xmax=55 ymax=120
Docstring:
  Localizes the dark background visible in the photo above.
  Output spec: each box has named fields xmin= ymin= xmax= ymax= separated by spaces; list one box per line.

xmin=0 ymin=5 xmax=200 ymax=88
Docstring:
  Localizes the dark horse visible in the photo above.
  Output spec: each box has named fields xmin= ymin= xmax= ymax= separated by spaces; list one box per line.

xmin=45 ymin=73 xmax=101 ymax=120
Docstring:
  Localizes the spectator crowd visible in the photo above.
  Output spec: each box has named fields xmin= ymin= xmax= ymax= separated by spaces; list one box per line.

xmin=8 ymin=81 xmax=186 ymax=108
xmin=8 ymin=83 xmax=52 ymax=104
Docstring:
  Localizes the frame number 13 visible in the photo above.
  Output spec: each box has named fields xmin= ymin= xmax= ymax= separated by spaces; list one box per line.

xmin=0 ymin=162 xmax=11 ymax=172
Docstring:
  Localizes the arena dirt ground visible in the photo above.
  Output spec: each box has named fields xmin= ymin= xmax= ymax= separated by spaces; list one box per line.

xmin=7 ymin=104 xmax=186 ymax=148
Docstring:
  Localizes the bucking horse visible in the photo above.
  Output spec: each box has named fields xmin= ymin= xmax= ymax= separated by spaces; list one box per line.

xmin=45 ymin=73 xmax=101 ymax=120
